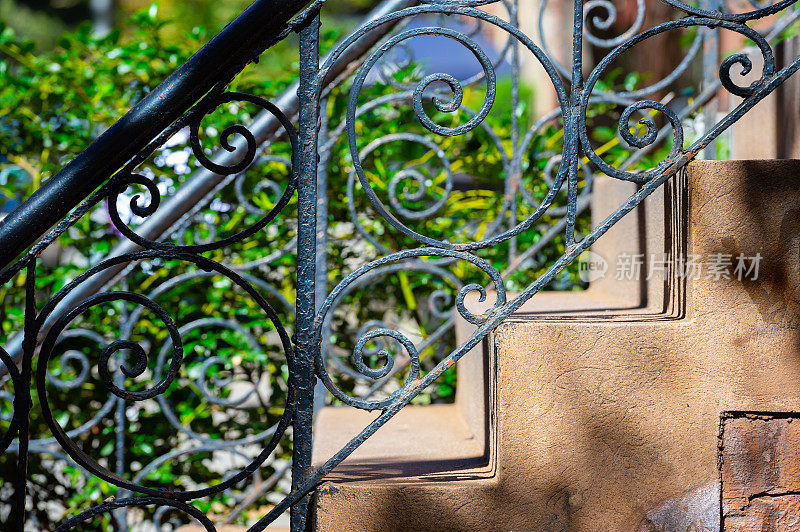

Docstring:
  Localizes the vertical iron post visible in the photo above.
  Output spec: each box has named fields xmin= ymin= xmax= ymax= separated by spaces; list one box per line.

xmin=702 ymin=0 xmax=721 ymax=160
xmin=293 ymin=12 xmax=321 ymax=532
xmin=13 ymin=261 xmax=36 ymax=528
xmin=508 ymin=0 xmax=520 ymax=262
xmin=314 ymin=104 xmax=332 ymax=415
xmin=565 ymin=0 xmax=585 ymax=246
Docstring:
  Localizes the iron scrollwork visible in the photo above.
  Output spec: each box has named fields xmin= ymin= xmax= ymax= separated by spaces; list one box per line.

xmin=2 ymin=0 xmax=800 ymax=530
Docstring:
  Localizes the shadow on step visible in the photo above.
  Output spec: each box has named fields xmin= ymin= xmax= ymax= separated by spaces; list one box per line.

xmin=322 ymin=455 xmax=490 ymax=483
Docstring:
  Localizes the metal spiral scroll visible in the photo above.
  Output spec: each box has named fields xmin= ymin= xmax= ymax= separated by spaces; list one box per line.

xmin=313 ymin=248 xmax=506 ymax=411
xmin=580 ymin=16 xmax=776 ymax=183
xmin=326 ymin=3 xmax=571 ymax=252
xmin=349 ymin=25 xmax=498 ymax=136
xmin=333 ymin=92 xmax=515 ymax=253
xmin=340 ymin=24 xmax=501 ymax=249
xmin=107 ymin=91 xmax=298 ymax=253
xmin=122 ymin=270 xmax=294 ymax=446
xmin=314 ymin=260 xmax=463 ymax=395
xmin=31 ymin=250 xmax=295 ymax=507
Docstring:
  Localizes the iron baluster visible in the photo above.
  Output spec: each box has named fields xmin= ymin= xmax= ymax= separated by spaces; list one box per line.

xmin=293 ymin=10 xmax=323 ymax=532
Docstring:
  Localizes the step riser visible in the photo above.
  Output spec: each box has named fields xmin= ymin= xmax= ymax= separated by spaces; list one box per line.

xmin=314 ymin=160 xmax=800 ymax=531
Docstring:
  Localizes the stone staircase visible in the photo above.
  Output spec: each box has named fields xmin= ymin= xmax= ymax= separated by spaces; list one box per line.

xmin=311 ymin=160 xmax=800 ymax=531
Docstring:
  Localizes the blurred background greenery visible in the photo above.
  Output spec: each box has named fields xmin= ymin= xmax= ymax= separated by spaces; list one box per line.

xmin=2 ymin=0 xmax=373 ymax=49
xmin=0 ymin=0 xmax=657 ymax=528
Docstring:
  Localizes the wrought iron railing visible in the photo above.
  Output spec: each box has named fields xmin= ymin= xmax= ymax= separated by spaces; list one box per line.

xmin=2 ymin=0 xmax=800 ymax=529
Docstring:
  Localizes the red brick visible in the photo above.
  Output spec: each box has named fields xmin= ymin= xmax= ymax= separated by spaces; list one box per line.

xmin=721 ymin=415 xmax=800 ymax=529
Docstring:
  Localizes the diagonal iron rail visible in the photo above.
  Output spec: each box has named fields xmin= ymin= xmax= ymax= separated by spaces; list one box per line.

xmin=0 ymin=0 xmax=318 ymax=268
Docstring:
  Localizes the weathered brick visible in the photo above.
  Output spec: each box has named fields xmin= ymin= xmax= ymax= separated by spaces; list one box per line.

xmin=721 ymin=415 xmax=800 ymax=529
xmin=724 ymin=495 xmax=800 ymax=531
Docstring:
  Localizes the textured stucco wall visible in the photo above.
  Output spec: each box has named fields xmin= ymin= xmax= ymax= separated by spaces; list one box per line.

xmin=315 ymin=160 xmax=800 ymax=531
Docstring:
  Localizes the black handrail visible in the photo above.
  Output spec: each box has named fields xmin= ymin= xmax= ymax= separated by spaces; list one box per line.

xmin=0 ymin=0 xmax=314 ymax=268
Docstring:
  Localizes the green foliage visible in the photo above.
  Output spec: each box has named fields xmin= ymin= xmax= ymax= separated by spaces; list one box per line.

xmin=0 ymin=7 xmax=186 ymax=187
xmin=0 ymin=7 xmax=300 ymax=527
xmin=0 ymin=4 xmax=672 ymax=528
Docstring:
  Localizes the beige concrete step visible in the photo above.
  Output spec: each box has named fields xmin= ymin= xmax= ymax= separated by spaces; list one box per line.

xmin=312 ymin=160 xmax=800 ymax=531
xmin=312 ymin=175 xmax=662 ymax=530
xmin=312 ymin=404 xmax=489 ymax=483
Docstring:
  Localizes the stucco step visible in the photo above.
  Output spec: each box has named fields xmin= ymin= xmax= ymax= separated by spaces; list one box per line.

xmin=312 ymin=404 xmax=489 ymax=483
xmin=313 ymin=160 xmax=800 ymax=530
xmin=312 ymin=177 xmax=658 ymax=531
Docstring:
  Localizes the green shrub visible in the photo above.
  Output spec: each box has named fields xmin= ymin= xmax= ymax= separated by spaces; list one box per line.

xmin=0 ymin=5 xmax=668 ymax=528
